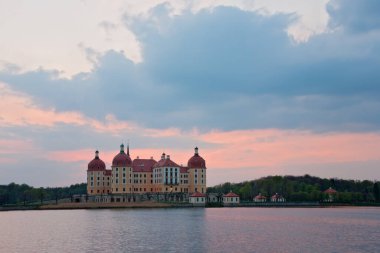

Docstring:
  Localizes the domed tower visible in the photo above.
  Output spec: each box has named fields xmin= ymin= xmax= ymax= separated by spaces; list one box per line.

xmin=111 ymin=143 xmax=132 ymax=194
xmin=87 ymin=150 xmax=106 ymax=195
xmin=187 ymin=147 xmax=206 ymax=194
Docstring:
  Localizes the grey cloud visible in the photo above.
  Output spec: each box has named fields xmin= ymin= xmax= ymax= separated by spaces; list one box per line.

xmin=1 ymin=6 xmax=380 ymax=132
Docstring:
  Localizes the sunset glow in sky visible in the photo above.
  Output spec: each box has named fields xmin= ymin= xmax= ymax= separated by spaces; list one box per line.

xmin=1 ymin=0 xmax=380 ymax=187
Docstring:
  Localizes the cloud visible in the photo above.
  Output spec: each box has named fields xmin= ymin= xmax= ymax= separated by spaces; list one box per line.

xmin=2 ymin=5 xmax=380 ymax=132
xmin=1 ymin=1 xmax=380 ymax=186
xmin=0 ymin=0 xmax=142 ymax=78
xmin=328 ymin=0 xmax=380 ymax=33
xmin=0 ymin=0 xmax=331 ymax=77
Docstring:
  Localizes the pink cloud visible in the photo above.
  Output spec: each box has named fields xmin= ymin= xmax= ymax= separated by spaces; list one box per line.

xmin=200 ymin=129 xmax=380 ymax=169
xmin=0 ymin=139 xmax=34 ymax=155
xmin=46 ymin=129 xmax=380 ymax=179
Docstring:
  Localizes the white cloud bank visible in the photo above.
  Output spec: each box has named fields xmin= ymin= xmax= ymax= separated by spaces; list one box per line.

xmin=0 ymin=0 xmax=330 ymax=78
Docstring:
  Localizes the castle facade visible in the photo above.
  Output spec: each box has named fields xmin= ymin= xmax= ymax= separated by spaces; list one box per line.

xmin=87 ymin=144 xmax=206 ymax=196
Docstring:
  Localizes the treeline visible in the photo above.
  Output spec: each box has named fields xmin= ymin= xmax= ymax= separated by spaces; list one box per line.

xmin=0 ymin=183 xmax=86 ymax=205
xmin=207 ymin=175 xmax=380 ymax=203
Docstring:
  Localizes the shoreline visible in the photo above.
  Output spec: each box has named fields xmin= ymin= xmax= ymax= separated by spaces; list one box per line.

xmin=1 ymin=201 xmax=379 ymax=211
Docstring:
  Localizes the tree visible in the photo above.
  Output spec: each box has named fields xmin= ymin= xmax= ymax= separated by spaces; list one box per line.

xmin=239 ymin=182 xmax=252 ymax=200
xmin=374 ymin=182 xmax=380 ymax=202
xmin=39 ymin=187 xmax=44 ymax=205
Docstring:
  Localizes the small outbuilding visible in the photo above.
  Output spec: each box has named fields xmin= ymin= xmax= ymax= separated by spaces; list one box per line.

xmin=207 ymin=193 xmax=222 ymax=203
xmin=271 ymin=193 xmax=286 ymax=202
xmin=189 ymin=192 xmax=206 ymax=206
xmin=254 ymin=193 xmax=267 ymax=202
xmin=223 ymin=192 xmax=240 ymax=206
xmin=323 ymin=187 xmax=338 ymax=202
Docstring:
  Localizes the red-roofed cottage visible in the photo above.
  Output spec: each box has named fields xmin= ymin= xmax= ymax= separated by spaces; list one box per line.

xmin=323 ymin=187 xmax=338 ymax=202
xmin=189 ymin=192 xmax=207 ymax=206
xmin=223 ymin=192 xmax=240 ymax=206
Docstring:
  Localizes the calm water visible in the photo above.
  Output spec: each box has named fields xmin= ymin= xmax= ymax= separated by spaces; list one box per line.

xmin=0 ymin=207 xmax=379 ymax=253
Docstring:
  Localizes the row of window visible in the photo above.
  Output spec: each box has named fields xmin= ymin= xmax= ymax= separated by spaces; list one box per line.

xmin=90 ymin=182 xmax=110 ymax=187
xmin=90 ymin=189 xmax=110 ymax=194
xmin=89 ymin=176 xmax=110 ymax=181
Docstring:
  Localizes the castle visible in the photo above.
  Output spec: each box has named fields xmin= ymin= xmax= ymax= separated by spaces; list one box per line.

xmin=87 ymin=144 xmax=207 ymax=197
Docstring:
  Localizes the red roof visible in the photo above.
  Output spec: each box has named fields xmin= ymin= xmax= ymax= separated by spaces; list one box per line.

xmin=153 ymin=157 xmax=180 ymax=168
xmin=88 ymin=151 xmax=106 ymax=171
xmin=104 ymin=170 xmax=112 ymax=176
xmin=180 ymin=166 xmax=188 ymax=173
xmin=224 ymin=192 xmax=239 ymax=198
xmin=255 ymin=194 xmax=267 ymax=200
xmin=132 ymin=158 xmax=157 ymax=172
xmin=188 ymin=147 xmax=206 ymax=169
xmin=324 ymin=187 xmax=337 ymax=194
xmin=190 ymin=192 xmax=206 ymax=197
xmin=112 ymin=144 xmax=132 ymax=167
xmin=271 ymin=193 xmax=283 ymax=199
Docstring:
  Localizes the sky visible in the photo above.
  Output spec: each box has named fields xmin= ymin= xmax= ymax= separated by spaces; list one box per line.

xmin=1 ymin=0 xmax=380 ymax=187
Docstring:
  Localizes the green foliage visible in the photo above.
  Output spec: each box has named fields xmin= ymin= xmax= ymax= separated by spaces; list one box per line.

xmin=374 ymin=182 xmax=380 ymax=202
xmin=207 ymin=175 xmax=377 ymax=203
xmin=0 ymin=183 xmax=87 ymax=205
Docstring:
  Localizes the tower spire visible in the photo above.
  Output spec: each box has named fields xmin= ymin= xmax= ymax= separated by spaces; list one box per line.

xmin=127 ymin=141 xmax=130 ymax=156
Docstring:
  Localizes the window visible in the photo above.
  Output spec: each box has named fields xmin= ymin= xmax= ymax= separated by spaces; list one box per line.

xmin=123 ymin=168 xmax=126 ymax=171
xmin=116 ymin=168 xmax=119 ymax=171
xmin=123 ymin=188 xmax=125 ymax=192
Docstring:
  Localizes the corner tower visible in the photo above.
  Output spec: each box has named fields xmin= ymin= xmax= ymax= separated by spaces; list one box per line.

xmin=187 ymin=147 xmax=206 ymax=193
xmin=111 ymin=143 xmax=132 ymax=194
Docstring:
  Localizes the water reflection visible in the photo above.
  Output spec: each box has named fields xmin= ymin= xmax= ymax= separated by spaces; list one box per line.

xmin=0 ymin=207 xmax=379 ymax=252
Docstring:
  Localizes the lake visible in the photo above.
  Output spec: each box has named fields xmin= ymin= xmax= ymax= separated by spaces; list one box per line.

xmin=1 ymin=207 xmax=379 ymax=252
